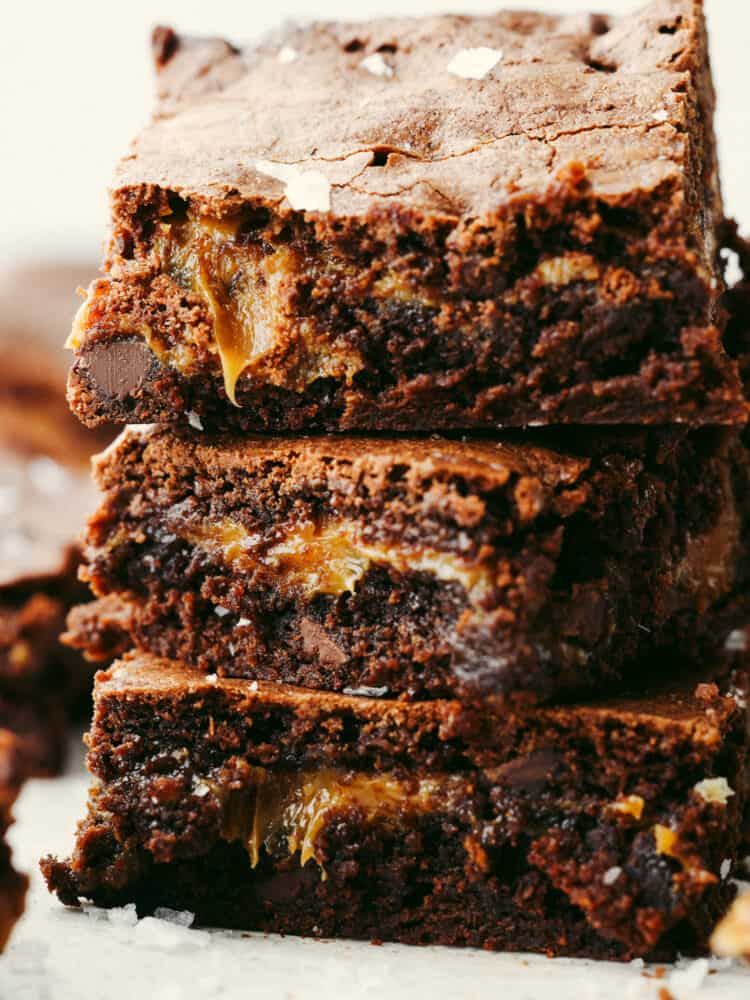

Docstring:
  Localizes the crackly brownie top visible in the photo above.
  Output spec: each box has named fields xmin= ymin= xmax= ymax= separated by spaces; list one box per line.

xmin=117 ymin=0 xmax=712 ymax=221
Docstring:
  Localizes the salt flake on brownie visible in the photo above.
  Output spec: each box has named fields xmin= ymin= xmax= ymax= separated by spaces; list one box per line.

xmin=447 ymin=47 xmax=502 ymax=80
xmin=361 ymin=53 xmax=393 ymax=77
xmin=255 ymin=159 xmax=331 ymax=212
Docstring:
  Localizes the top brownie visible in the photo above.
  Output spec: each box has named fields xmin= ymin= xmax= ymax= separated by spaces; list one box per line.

xmin=67 ymin=0 xmax=747 ymax=433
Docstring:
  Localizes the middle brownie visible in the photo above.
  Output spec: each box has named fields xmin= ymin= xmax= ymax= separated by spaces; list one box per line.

xmin=67 ymin=424 xmax=750 ymax=702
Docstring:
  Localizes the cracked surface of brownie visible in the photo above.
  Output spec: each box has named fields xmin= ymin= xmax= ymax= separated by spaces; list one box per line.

xmin=67 ymin=1 xmax=749 ymax=432
xmin=66 ymin=425 xmax=750 ymax=702
xmin=43 ymin=655 xmax=750 ymax=960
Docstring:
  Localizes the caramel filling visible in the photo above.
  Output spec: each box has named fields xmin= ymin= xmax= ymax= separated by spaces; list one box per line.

xmin=192 ymin=234 xmax=280 ymax=405
xmin=186 ymin=517 xmax=493 ymax=601
xmin=216 ymin=767 xmax=459 ymax=872
xmin=154 ymin=217 xmax=363 ymax=403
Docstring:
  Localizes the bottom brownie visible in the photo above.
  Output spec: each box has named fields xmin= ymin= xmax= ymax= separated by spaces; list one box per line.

xmin=43 ymin=653 xmax=750 ymax=960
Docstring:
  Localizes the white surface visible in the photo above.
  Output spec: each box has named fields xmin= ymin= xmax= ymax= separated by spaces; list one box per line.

xmin=0 ymin=745 xmax=749 ymax=1000
xmin=0 ymin=0 xmax=748 ymax=263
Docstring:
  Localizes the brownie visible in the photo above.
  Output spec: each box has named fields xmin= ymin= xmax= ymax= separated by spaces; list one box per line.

xmin=43 ymin=653 xmax=750 ymax=961
xmin=66 ymin=1 xmax=748 ymax=434
xmin=0 ymin=447 xmax=99 ymax=774
xmin=0 ymin=730 xmax=28 ymax=952
xmin=66 ymin=424 xmax=750 ymax=702
xmin=0 ymin=261 xmax=114 ymax=772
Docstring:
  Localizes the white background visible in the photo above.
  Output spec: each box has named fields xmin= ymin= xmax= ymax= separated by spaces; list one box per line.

xmin=0 ymin=0 xmax=748 ymax=265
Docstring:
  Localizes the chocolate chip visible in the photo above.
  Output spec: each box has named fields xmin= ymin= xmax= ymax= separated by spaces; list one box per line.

xmin=83 ymin=338 xmax=153 ymax=401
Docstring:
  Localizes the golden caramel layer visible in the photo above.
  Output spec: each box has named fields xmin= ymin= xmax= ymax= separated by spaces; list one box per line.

xmin=187 ymin=517 xmax=493 ymax=601
xmin=216 ymin=767 xmax=461 ymax=871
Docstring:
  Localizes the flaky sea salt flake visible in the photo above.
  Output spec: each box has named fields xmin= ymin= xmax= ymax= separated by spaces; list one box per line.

xmin=602 ymin=866 xmax=622 ymax=886
xmin=256 ymin=160 xmax=331 ymax=212
xmin=694 ymin=777 xmax=735 ymax=805
xmin=723 ymin=249 xmax=743 ymax=287
xmin=154 ymin=907 xmax=195 ymax=928
xmin=278 ymin=46 xmax=298 ymax=64
xmin=725 ymin=628 xmax=748 ymax=652
xmin=361 ymin=53 xmax=393 ymax=77
xmin=447 ymin=47 xmax=503 ymax=80
xmin=105 ymin=903 xmax=138 ymax=927
xmin=186 ymin=410 xmax=204 ymax=431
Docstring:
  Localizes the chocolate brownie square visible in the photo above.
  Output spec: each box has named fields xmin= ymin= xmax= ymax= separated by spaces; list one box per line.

xmin=0 ymin=447 xmax=99 ymax=774
xmin=66 ymin=424 xmax=750 ymax=702
xmin=67 ymin=1 xmax=748 ymax=433
xmin=42 ymin=653 xmax=750 ymax=960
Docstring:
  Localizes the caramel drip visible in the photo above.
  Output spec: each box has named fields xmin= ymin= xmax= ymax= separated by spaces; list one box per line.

xmin=192 ymin=230 xmax=276 ymax=406
xmin=132 ymin=214 xmax=370 ymax=397
xmin=154 ymin=216 xmax=286 ymax=404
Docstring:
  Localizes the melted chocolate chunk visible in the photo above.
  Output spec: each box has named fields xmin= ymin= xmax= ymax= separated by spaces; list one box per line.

xmin=83 ymin=338 xmax=154 ymax=401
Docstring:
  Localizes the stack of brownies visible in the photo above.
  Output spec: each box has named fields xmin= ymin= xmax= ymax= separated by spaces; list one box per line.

xmin=43 ymin=0 xmax=750 ymax=961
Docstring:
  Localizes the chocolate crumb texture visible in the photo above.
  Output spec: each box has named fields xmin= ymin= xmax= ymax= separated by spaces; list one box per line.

xmin=66 ymin=424 xmax=750 ymax=703
xmin=65 ymin=0 xmax=750 ymax=433
xmin=42 ymin=654 xmax=750 ymax=961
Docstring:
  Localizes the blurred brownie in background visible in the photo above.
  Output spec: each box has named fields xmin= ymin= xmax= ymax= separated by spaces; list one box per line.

xmin=0 ymin=262 xmax=110 ymax=774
